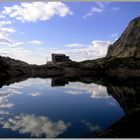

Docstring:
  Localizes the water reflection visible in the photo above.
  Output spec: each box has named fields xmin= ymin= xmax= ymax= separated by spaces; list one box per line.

xmin=64 ymin=82 xmax=108 ymax=99
xmin=2 ymin=114 xmax=70 ymax=138
xmin=0 ymin=76 xmax=136 ymax=138
xmin=81 ymin=119 xmax=100 ymax=132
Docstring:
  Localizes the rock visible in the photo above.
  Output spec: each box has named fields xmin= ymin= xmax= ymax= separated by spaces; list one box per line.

xmin=0 ymin=56 xmax=33 ymax=77
xmin=106 ymin=16 xmax=140 ymax=58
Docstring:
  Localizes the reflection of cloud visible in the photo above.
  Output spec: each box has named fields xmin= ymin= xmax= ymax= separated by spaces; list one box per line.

xmin=64 ymin=90 xmax=83 ymax=95
xmin=9 ymin=78 xmax=47 ymax=90
xmin=29 ymin=92 xmax=42 ymax=97
xmin=0 ymin=88 xmax=22 ymax=109
xmin=64 ymin=82 xmax=109 ymax=99
xmin=0 ymin=110 xmax=10 ymax=115
xmin=81 ymin=119 xmax=100 ymax=132
xmin=3 ymin=114 xmax=70 ymax=138
xmin=107 ymin=100 xmax=117 ymax=106
xmin=0 ymin=101 xmax=13 ymax=108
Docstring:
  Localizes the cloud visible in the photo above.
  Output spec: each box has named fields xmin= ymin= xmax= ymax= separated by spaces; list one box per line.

xmin=65 ymin=43 xmax=85 ymax=48
xmin=110 ymin=33 xmax=118 ymax=38
xmin=96 ymin=2 xmax=104 ymax=9
xmin=0 ymin=27 xmax=16 ymax=39
xmin=2 ymin=2 xmax=73 ymax=22
xmin=83 ymin=3 xmax=119 ymax=19
xmin=29 ymin=40 xmax=43 ymax=46
xmin=61 ymin=40 xmax=111 ymax=61
xmin=0 ymin=27 xmax=15 ymax=34
xmin=0 ymin=38 xmax=13 ymax=45
xmin=3 ymin=114 xmax=70 ymax=138
xmin=29 ymin=92 xmax=42 ymax=97
xmin=0 ymin=14 xmax=5 ymax=19
xmin=0 ymin=20 xmax=23 ymax=47
xmin=0 ymin=40 xmax=111 ymax=65
xmin=112 ymin=6 xmax=120 ymax=12
xmin=0 ymin=20 xmax=12 ymax=27
xmin=83 ymin=2 xmax=104 ymax=18
xmin=91 ymin=7 xmax=103 ymax=13
xmin=0 ymin=39 xmax=23 ymax=47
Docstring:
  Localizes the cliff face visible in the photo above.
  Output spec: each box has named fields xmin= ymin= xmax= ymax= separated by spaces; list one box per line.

xmin=106 ymin=16 xmax=140 ymax=58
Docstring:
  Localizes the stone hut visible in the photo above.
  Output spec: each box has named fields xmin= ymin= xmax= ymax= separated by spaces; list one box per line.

xmin=52 ymin=53 xmax=71 ymax=62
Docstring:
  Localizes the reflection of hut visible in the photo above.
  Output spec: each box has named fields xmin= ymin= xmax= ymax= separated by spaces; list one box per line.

xmin=51 ymin=78 xmax=68 ymax=87
xmin=52 ymin=53 xmax=71 ymax=62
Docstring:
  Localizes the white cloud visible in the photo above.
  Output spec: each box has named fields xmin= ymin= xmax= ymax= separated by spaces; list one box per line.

xmin=0 ymin=46 xmax=49 ymax=64
xmin=29 ymin=40 xmax=43 ymax=46
xmin=61 ymin=40 xmax=111 ymax=61
xmin=110 ymin=33 xmax=118 ymax=38
xmin=91 ymin=7 xmax=103 ymax=13
xmin=0 ymin=39 xmax=23 ymax=47
xmin=0 ymin=20 xmax=23 ymax=47
xmin=2 ymin=2 xmax=73 ymax=22
xmin=29 ymin=92 xmax=42 ymax=97
xmin=0 ymin=27 xmax=15 ymax=34
xmin=111 ymin=33 xmax=118 ymax=37
xmin=0 ymin=14 xmax=5 ymax=19
xmin=0 ymin=20 xmax=12 ymax=27
xmin=0 ymin=40 xmax=111 ymax=65
xmin=0 ymin=27 xmax=16 ymax=40
xmin=83 ymin=3 xmax=104 ymax=19
xmin=65 ymin=43 xmax=85 ymax=48
xmin=96 ymin=2 xmax=104 ymax=9
xmin=3 ymin=114 xmax=70 ymax=138
xmin=112 ymin=6 xmax=120 ymax=12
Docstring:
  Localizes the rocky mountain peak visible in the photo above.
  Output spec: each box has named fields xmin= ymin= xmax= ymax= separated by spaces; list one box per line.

xmin=106 ymin=16 xmax=140 ymax=58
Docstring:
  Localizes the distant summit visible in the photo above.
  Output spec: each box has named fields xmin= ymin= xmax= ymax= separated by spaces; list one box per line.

xmin=106 ymin=16 xmax=140 ymax=58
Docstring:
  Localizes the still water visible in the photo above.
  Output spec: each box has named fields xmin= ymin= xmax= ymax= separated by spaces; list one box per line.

xmin=0 ymin=78 xmax=124 ymax=138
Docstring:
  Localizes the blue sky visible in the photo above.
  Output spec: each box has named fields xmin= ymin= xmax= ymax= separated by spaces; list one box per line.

xmin=0 ymin=2 xmax=139 ymax=64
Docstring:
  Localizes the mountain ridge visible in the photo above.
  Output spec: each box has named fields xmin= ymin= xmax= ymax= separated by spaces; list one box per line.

xmin=106 ymin=16 xmax=140 ymax=58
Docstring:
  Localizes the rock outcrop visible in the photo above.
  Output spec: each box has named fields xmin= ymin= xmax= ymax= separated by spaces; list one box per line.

xmin=106 ymin=16 xmax=140 ymax=58
xmin=0 ymin=56 xmax=33 ymax=77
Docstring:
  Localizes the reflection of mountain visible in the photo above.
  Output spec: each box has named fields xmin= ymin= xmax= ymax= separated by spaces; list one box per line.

xmin=96 ymin=83 xmax=140 ymax=137
xmin=97 ymin=108 xmax=140 ymax=138
xmin=107 ymin=86 xmax=140 ymax=113
xmin=1 ymin=114 xmax=70 ymax=138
